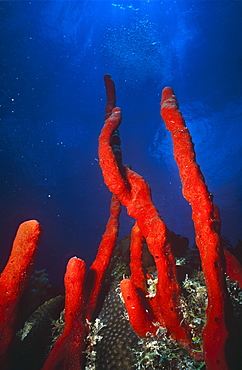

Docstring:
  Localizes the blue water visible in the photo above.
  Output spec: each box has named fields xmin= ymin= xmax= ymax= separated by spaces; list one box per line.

xmin=0 ymin=1 xmax=242 ymax=287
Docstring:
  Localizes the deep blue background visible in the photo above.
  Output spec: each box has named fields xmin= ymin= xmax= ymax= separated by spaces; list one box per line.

xmin=1 ymin=0 xmax=242 ymax=287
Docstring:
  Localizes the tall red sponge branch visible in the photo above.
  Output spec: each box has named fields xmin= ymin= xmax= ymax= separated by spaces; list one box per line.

xmin=42 ymin=257 xmax=86 ymax=370
xmin=86 ymin=194 xmax=121 ymax=321
xmin=0 ymin=220 xmax=42 ymax=368
xmin=104 ymin=74 xmax=116 ymax=119
xmin=161 ymin=87 xmax=229 ymax=370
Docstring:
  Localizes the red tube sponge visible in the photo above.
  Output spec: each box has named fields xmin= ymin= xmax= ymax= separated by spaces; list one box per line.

xmin=161 ymin=87 xmax=229 ymax=370
xmin=86 ymin=194 xmax=121 ymax=320
xmin=0 ymin=220 xmax=42 ymax=368
xmin=42 ymin=257 xmax=86 ymax=370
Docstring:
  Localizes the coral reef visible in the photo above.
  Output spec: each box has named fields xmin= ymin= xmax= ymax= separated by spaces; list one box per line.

xmin=0 ymin=76 xmax=242 ymax=369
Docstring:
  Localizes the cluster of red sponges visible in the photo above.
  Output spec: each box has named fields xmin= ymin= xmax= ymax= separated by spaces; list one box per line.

xmin=0 ymin=75 xmax=242 ymax=370
xmin=99 ymin=76 xmax=242 ymax=370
